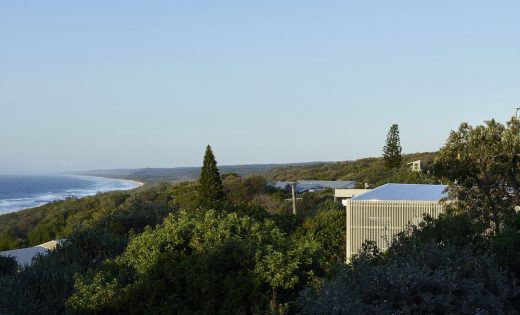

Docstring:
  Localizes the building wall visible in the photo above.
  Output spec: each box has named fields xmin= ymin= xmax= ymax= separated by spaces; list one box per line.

xmin=408 ymin=160 xmax=422 ymax=172
xmin=334 ymin=189 xmax=371 ymax=199
xmin=334 ymin=189 xmax=371 ymax=205
xmin=345 ymin=200 xmax=444 ymax=260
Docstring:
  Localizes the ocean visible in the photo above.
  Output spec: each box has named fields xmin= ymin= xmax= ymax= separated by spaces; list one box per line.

xmin=0 ymin=175 xmax=142 ymax=214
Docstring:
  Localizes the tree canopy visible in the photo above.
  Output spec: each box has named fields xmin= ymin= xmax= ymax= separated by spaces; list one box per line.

xmin=434 ymin=117 xmax=520 ymax=233
xmin=66 ymin=210 xmax=321 ymax=314
xmin=382 ymin=124 xmax=403 ymax=169
xmin=198 ymin=145 xmax=225 ymax=208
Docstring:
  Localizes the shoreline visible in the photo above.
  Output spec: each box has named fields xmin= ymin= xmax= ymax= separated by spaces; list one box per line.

xmin=0 ymin=175 xmax=145 ymax=215
xmin=123 ymin=179 xmax=145 ymax=187
xmin=74 ymin=175 xmax=146 ymax=188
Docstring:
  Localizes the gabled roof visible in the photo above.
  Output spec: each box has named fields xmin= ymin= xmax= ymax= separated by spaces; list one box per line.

xmin=351 ymin=183 xmax=448 ymax=201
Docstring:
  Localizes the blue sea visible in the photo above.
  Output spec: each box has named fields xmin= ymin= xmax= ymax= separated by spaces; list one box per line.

xmin=0 ymin=175 xmax=142 ymax=214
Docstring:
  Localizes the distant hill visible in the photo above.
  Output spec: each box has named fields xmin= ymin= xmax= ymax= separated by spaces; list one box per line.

xmin=263 ymin=152 xmax=438 ymax=186
xmin=71 ymin=162 xmax=330 ymax=183
xmin=72 ymin=152 xmax=438 ymax=186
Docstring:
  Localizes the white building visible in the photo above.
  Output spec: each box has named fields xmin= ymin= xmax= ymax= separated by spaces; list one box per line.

xmin=345 ymin=183 xmax=447 ymax=260
xmin=334 ymin=189 xmax=372 ymax=205
xmin=407 ymin=160 xmax=422 ymax=172
xmin=0 ymin=240 xmax=65 ymax=266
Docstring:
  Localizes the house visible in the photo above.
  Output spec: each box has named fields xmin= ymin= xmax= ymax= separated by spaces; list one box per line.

xmin=407 ymin=160 xmax=422 ymax=172
xmin=345 ymin=183 xmax=447 ymax=260
xmin=0 ymin=239 xmax=65 ymax=266
xmin=270 ymin=180 xmax=356 ymax=194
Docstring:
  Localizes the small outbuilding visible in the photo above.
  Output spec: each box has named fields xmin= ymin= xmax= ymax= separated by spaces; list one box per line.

xmin=345 ymin=183 xmax=447 ymax=260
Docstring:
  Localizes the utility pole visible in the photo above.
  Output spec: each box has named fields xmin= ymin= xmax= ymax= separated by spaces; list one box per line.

xmin=516 ymin=107 xmax=520 ymax=118
xmin=290 ymin=182 xmax=297 ymax=215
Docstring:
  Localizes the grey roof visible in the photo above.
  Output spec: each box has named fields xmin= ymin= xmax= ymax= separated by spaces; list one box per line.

xmin=0 ymin=239 xmax=65 ymax=266
xmin=352 ymin=183 xmax=448 ymax=201
xmin=270 ymin=180 xmax=356 ymax=193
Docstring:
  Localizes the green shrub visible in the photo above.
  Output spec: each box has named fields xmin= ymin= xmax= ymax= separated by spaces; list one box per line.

xmin=299 ymin=243 xmax=517 ymax=314
xmin=0 ymin=255 xmax=18 ymax=276
xmin=67 ymin=209 xmax=320 ymax=314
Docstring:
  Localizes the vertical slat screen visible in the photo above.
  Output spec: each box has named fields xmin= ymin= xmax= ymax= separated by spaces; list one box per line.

xmin=346 ymin=200 xmax=444 ymax=261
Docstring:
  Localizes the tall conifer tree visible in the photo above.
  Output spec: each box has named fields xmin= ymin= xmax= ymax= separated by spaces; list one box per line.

xmin=382 ymin=124 xmax=403 ymax=169
xmin=199 ymin=145 xmax=225 ymax=208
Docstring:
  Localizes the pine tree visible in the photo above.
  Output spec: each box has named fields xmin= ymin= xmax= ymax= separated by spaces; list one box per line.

xmin=199 ymin=145 xmax=225 ymax=208
xmin=382 ymin=124 xmax=402 ymax=169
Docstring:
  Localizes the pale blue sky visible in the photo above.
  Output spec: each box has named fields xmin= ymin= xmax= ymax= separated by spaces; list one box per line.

xmin=1 ymin=1 xmax=519 ymax=174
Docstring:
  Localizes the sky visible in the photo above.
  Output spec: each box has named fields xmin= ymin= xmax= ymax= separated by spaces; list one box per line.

xmin=0 ymin=1 xmax=519 ymax=174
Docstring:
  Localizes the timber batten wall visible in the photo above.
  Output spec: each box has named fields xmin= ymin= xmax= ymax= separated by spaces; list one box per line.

xmin=345 ymin=200 xmax=444 ymax=260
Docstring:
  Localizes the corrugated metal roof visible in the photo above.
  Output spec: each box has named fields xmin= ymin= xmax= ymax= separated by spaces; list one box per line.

xmin=352 ymin=183 xmax=448 ymax=201
xmin=270 ymin=180 xmax=356 ymax=193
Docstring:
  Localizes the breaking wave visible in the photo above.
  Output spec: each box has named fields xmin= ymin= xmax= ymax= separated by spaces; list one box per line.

xmin=0 ymin=175 xmax=142 ymax=214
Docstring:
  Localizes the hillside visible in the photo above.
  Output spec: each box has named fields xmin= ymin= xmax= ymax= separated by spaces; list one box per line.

xmin=71 ymin=153 xmax=438 ymax=186
xmin=72 ymin=162 xmax=329 ymax=183
xmin=0 ymin=183 xmax=187 ymax=250
xmin=264 ymin=152 xmax=438 ymax=186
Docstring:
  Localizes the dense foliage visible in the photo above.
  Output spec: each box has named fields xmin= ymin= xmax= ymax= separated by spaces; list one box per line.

xmin=0 ymin=255 xmax=18 ymax=276
xmin=0 ymin=228 xmax=127 ymax=314
xmin=434 ymin=117 xmax=520 ymax=233
xmin=299 ymin=241 xmax=517 ymax=314
xmin=67 ymin=209 xmax=321 ymax=314
xmin=292 ymin=209 xmax=345 ymax=271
